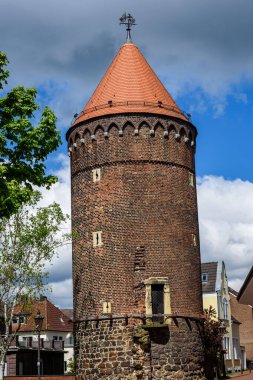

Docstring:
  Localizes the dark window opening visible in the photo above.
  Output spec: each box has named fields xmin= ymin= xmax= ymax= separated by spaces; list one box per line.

xmin=12 ymin=315 xmax=26 ymax=324
xmin=18 ymin=361 xmax=23 ymax=375
xmin=151 ymin=284 xmax=164 ymax=322
xmin=18 ymin=316 xmax=25 ymax=324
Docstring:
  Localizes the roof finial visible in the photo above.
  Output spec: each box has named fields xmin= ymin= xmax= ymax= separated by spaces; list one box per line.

xmin=119 ymin=13 xmax=136 ymax=43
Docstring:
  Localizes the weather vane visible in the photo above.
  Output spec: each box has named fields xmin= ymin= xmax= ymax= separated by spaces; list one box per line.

xmin=119 ymin=13 xmax=136 ymax=43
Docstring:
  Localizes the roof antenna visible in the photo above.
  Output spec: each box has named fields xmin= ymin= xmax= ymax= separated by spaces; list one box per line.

xmin=119 ymin=13 xmax=136 ymax=43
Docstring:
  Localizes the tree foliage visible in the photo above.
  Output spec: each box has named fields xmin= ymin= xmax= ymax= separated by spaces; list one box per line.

xmin=0 ymin=52 xmax=61 ymax=218
xmin=66 ymin=357 xmax=75 ymax=375
xmin=0 ymin=194 xmax=69 ymax=378
xmin=203 ymin=306 xmax=227 ymax=380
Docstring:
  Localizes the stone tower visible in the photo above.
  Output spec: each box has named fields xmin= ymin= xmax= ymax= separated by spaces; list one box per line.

xmin=67 ymin=28 xmax=206 ymax=380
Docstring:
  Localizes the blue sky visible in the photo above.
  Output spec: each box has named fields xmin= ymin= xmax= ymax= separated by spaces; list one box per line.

xmin=1 ymin=0 xmax=253 ymax=307
xmin=182 ymin=87 xmax=253 ymax=181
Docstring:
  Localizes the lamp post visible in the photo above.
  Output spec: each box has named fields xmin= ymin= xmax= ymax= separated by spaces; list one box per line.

xmin=34 ymin=311 xmax=44 ymax=380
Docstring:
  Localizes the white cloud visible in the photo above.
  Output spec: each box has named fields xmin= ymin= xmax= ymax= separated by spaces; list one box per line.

xmin=47 ymin=279 xmax=73 ymax=309
xmin=197 ymin=176 xmax=253 ymax=291
xmin=234 ymin=92 xmax=248 ymax=104
xmin=38 ymin=153 xmax=71 ymax=215
xmin=37 ymin=154 xmax=72 ymax=307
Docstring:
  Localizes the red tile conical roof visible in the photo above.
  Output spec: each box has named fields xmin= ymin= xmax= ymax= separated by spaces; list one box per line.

xmin=73 ymin=42 xmax=187 ymax=125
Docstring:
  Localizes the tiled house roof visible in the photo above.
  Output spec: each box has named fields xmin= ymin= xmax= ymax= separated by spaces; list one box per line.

xmin=61 ymin=308 xmax=73 ymax=320
xmin=237 ymin=266 xmax=253 ymax=305
xmin=73 ymin=42 xmax=187 ymax=125
xmin=12 ymin=297 xmax=73 ymax=332
xmin=201 ymin=262 xmax=218 ymax=293
xmin=229 ymin=287 xmax=238 ymax=297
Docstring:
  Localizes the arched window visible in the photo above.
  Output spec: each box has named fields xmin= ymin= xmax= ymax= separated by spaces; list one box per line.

xmin=222 ymin=298 xmax=228 ymax=320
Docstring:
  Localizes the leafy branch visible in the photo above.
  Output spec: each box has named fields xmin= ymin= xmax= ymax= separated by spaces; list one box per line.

xmin=0 ymin=194 xmax=70 ymax=377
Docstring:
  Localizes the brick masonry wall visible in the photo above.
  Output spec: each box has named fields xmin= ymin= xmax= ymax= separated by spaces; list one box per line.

xmin=75 ymin=318 xmax=206 ymax=380
xmin=69 ymin=114 xmax=202 ymax=318
xmin=230 ymin=291 xmax=253 ymax=360
xmin=67 ymin=113 xmax=205 ymax=379
xmin=6 ymin=354 xmax=16 ymax=377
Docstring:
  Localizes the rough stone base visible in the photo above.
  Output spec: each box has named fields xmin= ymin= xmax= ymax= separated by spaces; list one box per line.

xmin=75 ymin=318 xmax=206 ymax=380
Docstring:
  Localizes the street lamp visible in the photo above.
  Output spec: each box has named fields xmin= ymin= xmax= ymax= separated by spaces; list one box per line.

xmin=34 ymin=310 xmax=44 ymax=380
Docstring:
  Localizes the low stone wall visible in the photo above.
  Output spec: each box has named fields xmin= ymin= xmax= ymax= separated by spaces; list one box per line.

xmin=75 ymin=317 xmax=206 ymax=380
xmin=5 ymin=376 xmax=75 ymax=380
xmin=75 ymin=319 xmax=135 ymax=379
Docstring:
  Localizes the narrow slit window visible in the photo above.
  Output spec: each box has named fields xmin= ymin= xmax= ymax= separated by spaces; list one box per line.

xmin=92 ymin=168 xmax=101 ymax=182
xmin=189 ymin=173 xmax=194 ymax=187
xmin=192 ymin=234 xmax=197 ymax=247
xmin=93 ymin=231 xmax=102 ymax=247
xmin=102 ymin=301 xmax=112 ymax=314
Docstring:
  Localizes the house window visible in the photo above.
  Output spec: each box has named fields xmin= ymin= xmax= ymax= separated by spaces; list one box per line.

xmin=202 ymin=273 xmax=208 ymax=282
xmin=151 ymin=284 xmax=164 ymax=322
xmin=233 ymin=338 xmax=239 ymax=360
xmin=53 ymin=336 xmax=64 ymax=342
xmin=21 ymin=337 xmax=30 ymax=347
xmin=12 ymin=315 xmax=26 ymax=324
xmin=69 ymin=336 xmax=73 ymax=345
xmin=93 ymin=231 xmax=102 ymax=247
xmin=224 ymin=336 xmax=230 ymax=359
xmin=92 ymin=168 xmax=101 ymax=182
xmin=222 ymin=298 xmax=228 ymax=320
xmin=18 ymin=316 xmax=26 ymax=324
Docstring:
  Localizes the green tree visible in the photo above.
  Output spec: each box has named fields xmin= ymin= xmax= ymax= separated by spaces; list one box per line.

xmin=203 ymin=306 xmax=227 ymax=380
xmin=0 ymin=194 xmax=69 ymax=379
xmin=0 ymin=52 xmax=61 ymax=218
xmin=66 ymin=357 xmax=75 ymax=375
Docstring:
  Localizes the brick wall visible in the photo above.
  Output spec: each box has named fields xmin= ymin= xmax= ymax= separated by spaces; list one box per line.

xmin=68 ymin=114 xmax=205 ymax=379
xmin=69 ymin=114 xmax=202 ymax=319
xmin=230 ymin=290 xmax=253 ymax=360
xmin=6 ymin=354 xmax=16 ymax=377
